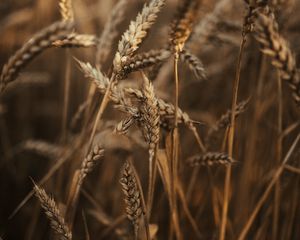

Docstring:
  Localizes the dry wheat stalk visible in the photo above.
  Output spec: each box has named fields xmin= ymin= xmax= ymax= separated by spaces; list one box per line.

xmin=117 ymin=49 xmax=171 ymax=79
xmin=139 ymin=72 xmax=160 ymax=214
xmin=96 ymin=0 xmax=128 ymax=68
xmin=53 ymin=34 xmax=98 ymax=48
xmin=59 ymin=0 xmax=74 ymax=21
xmin=124 ymin=87 xmax=195 ymax=128
xmin=255 ymin=13 xmax=300 ymax=105
xmin=64 ymin=145 xmax=104 ymax=230
xmin=113 ymin=0 xmax=165 ymax=73
xmin=120 ymin=161 xmax=144 ymax=237
xmin=180 ymin=49 xmax=206 ymax=80
xmin=21 ymin=140 xmax=63 ymax=159
xmin=33 ymin=184 xmax=72 ymax=240
xmin=78 ymin=145 xmax=104 ymax=185
xmin=170 ymin=0 xmax=200 ymax=52
xmin=187 ymin=152 xmax=235 ymax=166
xmin=0 ymin=20 xmax=74 ymax=92
xmin=137 ymin=72 xmax=160 ymax=155
xmin=77 ymin=60 xmax=196 ymax=127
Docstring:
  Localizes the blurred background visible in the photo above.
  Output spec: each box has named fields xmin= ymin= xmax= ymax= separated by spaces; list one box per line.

xmin=0 ymin=0 xmax=300 ymax=239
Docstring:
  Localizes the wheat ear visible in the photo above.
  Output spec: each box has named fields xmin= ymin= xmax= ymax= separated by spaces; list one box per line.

xmin=0 ymin=20 xmax=74 ymax=92
xmin=120 ymin=161 xmax=144 ymax=239
xmin=53 ymin=34 xmax=98 ymax=48
xmin=113 ymin=0 xmax=165 ymax=73
xmin=117 ymin=49 xmax=171 ymax=79
xmin=59 ymin=0 xmax=74 ymax=21
xmin=188 ymin=152 xmax=236 ymax=167
xmin=255 ymin=13 xmax=300 ymax=105
xmin=139 ymin=72 xmax=160 ymax=215
xmin=33 ymin=184 xmax=72 ymax=240
xmin=65 ymin=145 xmax=104 ymax=228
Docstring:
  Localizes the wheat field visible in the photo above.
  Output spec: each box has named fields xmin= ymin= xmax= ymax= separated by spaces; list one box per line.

xmin=0 ymin=0 xmax=300 ymax=239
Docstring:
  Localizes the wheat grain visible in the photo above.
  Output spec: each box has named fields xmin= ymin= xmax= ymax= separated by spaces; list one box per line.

xmin=180 ymin=49 xmax=206 ymax=81
xmin=59 ymin=0 xmax=74 ymax=21
xmin=117 ymin=49 xmax=171 ymax=79
xmin=170 ymin=0 xmax=200 ymax=52
xmin=53 ymin=34 xmax=98 ymax=48
xmin=77 ymin=60 xmax=196 ymax=127
xmin=114 ymin=116 xmax=136 ymax=135
xmin=138 ymin=72 xmax=160 ymax=155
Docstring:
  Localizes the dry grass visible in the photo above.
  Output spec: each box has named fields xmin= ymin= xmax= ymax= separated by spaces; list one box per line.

xmin=1 ymin=0 xmax=300 ymax=240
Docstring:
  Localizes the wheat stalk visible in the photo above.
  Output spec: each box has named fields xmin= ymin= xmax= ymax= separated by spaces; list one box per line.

xmin=255 ymin=13 xmax=300 ymax=105
xmin=113 ymin=0 xmax=165 ymax=73
xmin=170 ymin=0 xmax=200 ymax=52
xmin=187 ymin=152 xmax=236 ymax=167
xmin=78 ymin=145 xmax=104 ymax=185
xmin=33 ymin=184 xmax=72 ymax=240
xmin=180 ymin=49 xmax=206 ymax=81
xmin=120 ymin=161 xmax=144 ymax=239
xmin=0 ymin=20 xmax=74 ymax=92
xmin=65 ymin=145 xmax=104 ymax=229
xmin=139 ymin=72 xmax=160 ymax=214
xmin=117 ymin=49 xmax=171 ymax=79
xmin=53 ymin=34 xmax=98 ymax=48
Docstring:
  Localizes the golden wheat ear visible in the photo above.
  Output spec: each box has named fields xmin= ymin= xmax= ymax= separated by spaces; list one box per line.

xmin=113 ymin=0 xmax=166 ymax=74
xmin=187 ymin=152 xmax=236 ymax=167
xmin=0 ymin=20 xmax=74 ymax=92
xmin=32 ymin=180 xmax=72 ymax=240
xmin=254 ymin=13 xmax=300 ymax=106
xmin=120 ymin=161 xmax=144 ymax=239
xmin=170 ymin=0 xmax=200 ymax=52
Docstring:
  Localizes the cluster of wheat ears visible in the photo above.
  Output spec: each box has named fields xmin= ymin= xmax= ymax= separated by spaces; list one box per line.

xmin=0 ymin=0 xmax=300 ymax=239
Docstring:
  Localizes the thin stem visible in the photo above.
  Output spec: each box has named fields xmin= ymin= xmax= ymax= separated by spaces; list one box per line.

xmin=219 ymin=36 xmax=246 ymax=240
xmin=86 ymin=75 xmax=116 ymax=152
xmin=186 ymin=125 xmax=206 ymax=201
xmin=284 ymin=164 xmax=300 ymax=175
xmin=128 ymin=158 xmax=150 ymax=240
xmin=146 ymin=145 xmax=158 ymax=221
xmin=273 ymin=71 xmax=283 ymax=240
xmin=62 ymin=50 xmax=71 ymax=142
xmin=238 ymin=133 xmax=300 ymax=240
xmin=170 ymin=51 xmax=182 ymax=240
